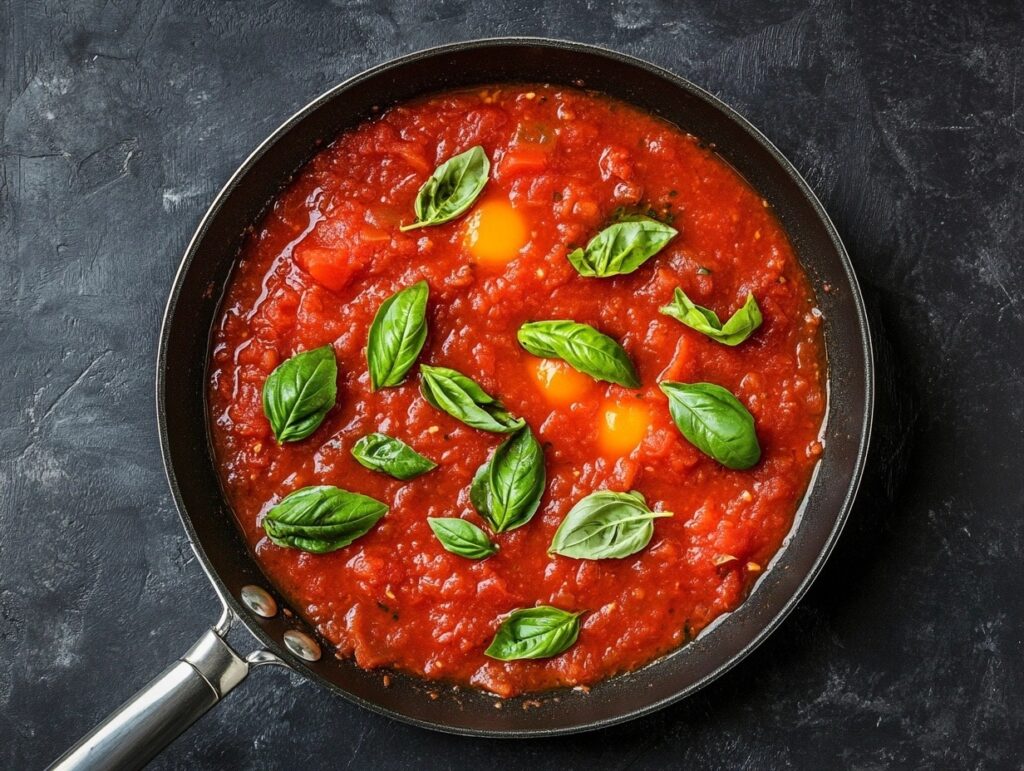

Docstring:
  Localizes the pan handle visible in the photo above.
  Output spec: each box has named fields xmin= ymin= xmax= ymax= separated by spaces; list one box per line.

xmin=49 ymin=612 xmax=275 ymax=771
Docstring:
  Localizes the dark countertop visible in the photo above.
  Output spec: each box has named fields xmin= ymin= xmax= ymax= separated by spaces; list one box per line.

xmin=2 ymin=1 xmax=1021 ymax=767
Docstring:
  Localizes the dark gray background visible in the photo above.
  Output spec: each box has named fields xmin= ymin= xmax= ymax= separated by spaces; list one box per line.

xmin=2 ymin=0 xmax=1022 ymax=768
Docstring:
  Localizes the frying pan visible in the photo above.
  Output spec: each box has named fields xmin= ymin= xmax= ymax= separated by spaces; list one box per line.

xmin=51 ymin=38 xmax=873 ymax=770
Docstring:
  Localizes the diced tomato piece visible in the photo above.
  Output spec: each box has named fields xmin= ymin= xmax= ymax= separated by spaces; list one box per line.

xmin=296 ymin=245 xmax=356 ymax=292
xmin=393 ymin=144 xmax=430 ymax=174
xmin=358 ymin=228 xmax=391 ymax=243
xmin=497 ymin=146 xmax=549 ymax=177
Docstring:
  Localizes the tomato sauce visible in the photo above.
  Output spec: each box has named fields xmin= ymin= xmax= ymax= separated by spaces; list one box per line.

xmin=208 ymin=85 xmax=826 ymax=697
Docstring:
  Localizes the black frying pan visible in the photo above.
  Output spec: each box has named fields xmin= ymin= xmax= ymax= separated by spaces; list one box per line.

xmin=51 ymin=38 xmax=873 ymax=770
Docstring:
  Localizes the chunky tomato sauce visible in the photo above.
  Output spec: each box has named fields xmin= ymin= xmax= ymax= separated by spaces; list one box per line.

xmin=208 ymin=84 xmax=826 ymax=697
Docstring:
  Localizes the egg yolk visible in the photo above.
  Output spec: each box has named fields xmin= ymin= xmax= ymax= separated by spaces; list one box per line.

xmin=463 ymin=198 xmax=528 ymax=265
xmin=528 ymin=358 xmax=593 ymax=406
xmin=599 ymin=399 xmax=651 ymax=457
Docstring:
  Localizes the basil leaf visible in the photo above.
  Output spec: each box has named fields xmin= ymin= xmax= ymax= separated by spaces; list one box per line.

xmin=471 ymin=426 xmax=545 ymax=533
xmin=470 ymin=457 xmax=493 ymax=521
xmin=485 ymin=606 xmax=582 ymax=661
xmin=660 ymin=288 xmax=762 ymax=346
xmin=262 ymin=485 xmax=387 ymax=553
xmin=567 ymin=216 xmax=677 ymax=277
xmin=400 ymin=146 xmax=490 ymax=231
xmin=659 ymin=381 xmax=761 ymax=469
xmin=427 ymin=517 xmax=498 ymax=559
xmin=262 ymin=345 xmax=338 ymax=443
xmin=419 ymin=365 xmax=525 ymax=433
xmin=351 ymin=433 xmax=436 ymax=480
xmin=549 ymin=490 xmax=672 ymax=560
xmin=517 ymin=320 xmax=639 ymax=388
xmin=367 ymin=280 xmax=429 ymax=390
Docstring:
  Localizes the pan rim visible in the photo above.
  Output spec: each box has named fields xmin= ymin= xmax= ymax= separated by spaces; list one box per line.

xmin=156 ymin=36 xmax=874 ymax=737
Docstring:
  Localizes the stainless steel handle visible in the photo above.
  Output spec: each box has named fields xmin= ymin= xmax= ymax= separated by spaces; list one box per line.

xmin=49 ymin=622 xmax=256 ymax=771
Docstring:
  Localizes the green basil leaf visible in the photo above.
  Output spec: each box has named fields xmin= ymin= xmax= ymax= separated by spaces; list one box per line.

xmin=262 ymin=345 xmax=338 ymax=443
xmin=567 ymin=216 xmax=677 ymax=277
xmin=485 ymin=606 xmax=582 ymax=661
xmin=351 ymin=433 xmax=436 ymax=480
xmin=427 ymin=517 xmax=498 ymax=559
xmin=367 ymin=281 xmax=429 ymax=390
xmin=549 ymin=490 xmax=672 ymax=560
xmin=517 ymin=320 xmax=640 ymax=388
xmin=471 ymin=426 xmax=545 ymax=533
xmin=660 ymin=288 xmax=762 ymax=346
xmin=659 ymin=381 xmax=761 ymax=469
xmin=400 ymin=146 xmax=490 ymax=231
xmin=262 ymin=485 xmax=388 ymax=553
xmin=419 ymin=365 xmax=525 ymax=433
xmin=469 ymin=457 xmax=493 ymax=520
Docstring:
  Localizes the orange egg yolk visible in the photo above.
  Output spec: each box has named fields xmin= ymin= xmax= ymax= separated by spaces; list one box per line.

xmin=463 ymin=198 xmax=528 ymax=265
xmin=528 ymin=358 xmax=593 ymax=406
xmin=599 ymin=399 xmax=651 ymax=457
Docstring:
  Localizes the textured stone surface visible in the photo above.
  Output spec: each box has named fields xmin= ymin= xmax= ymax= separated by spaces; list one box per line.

xmin=2 ymin=0 xmax=1022 ymax=767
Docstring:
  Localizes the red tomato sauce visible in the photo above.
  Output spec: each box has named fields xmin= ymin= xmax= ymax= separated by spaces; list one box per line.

xmin=208 ymin=85 xmax=826 ymax=697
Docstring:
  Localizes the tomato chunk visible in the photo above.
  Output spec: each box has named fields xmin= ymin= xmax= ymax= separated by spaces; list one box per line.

xmin=297 ymin=245 xmax=356 ymax=292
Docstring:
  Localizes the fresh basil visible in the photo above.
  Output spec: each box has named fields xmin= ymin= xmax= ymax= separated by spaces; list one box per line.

xmin=517 ymin=320 xmax=639 ymax=388
xmin=470 ymin=426 xmax=545 ymax=533
xmin=400 ymin=146 xmax=490 ymax=231
xmin=262 ymin=345 xmax=338 ymax=443
xmin=469 ymin=458 xmax=493 ymax=522
xmin=427 ymin=517 xmax=498 ymax=559
xmin=262 ymin=485 xmax=388 ymax=553
xmin=549 ymin=490 xmax=672 ymax=560
xmin=485 ymin=606 xmax=582 ymax=661
xmin=367 ymin=280 xmax=429 ymax=390
xmin=659 ymin=381 xmax=761 ymax=469
xmin=660 ymin=288 xmax=762 ymax=346
xmin=567 ymin=216 xmax=677 ymax=277
xmin=419 ymin=365 xmax=525 ymax=433
xmin=351 ymin=433 xmax=436 ymax=480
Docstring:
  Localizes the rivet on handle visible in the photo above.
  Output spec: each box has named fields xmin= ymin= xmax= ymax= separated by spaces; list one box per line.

xmin=283 ymin=629 xmax=322 ymax=662
xmin=240 ymin=585 xmax=278 ymax=618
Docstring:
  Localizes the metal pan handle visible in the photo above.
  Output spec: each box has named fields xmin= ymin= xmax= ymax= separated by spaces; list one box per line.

xmin=48 ymin=611 xmax=278 ymax=771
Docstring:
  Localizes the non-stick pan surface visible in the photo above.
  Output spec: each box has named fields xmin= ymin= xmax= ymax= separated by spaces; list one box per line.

xmin=156 ymin=38 xmax=873 ymax=737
